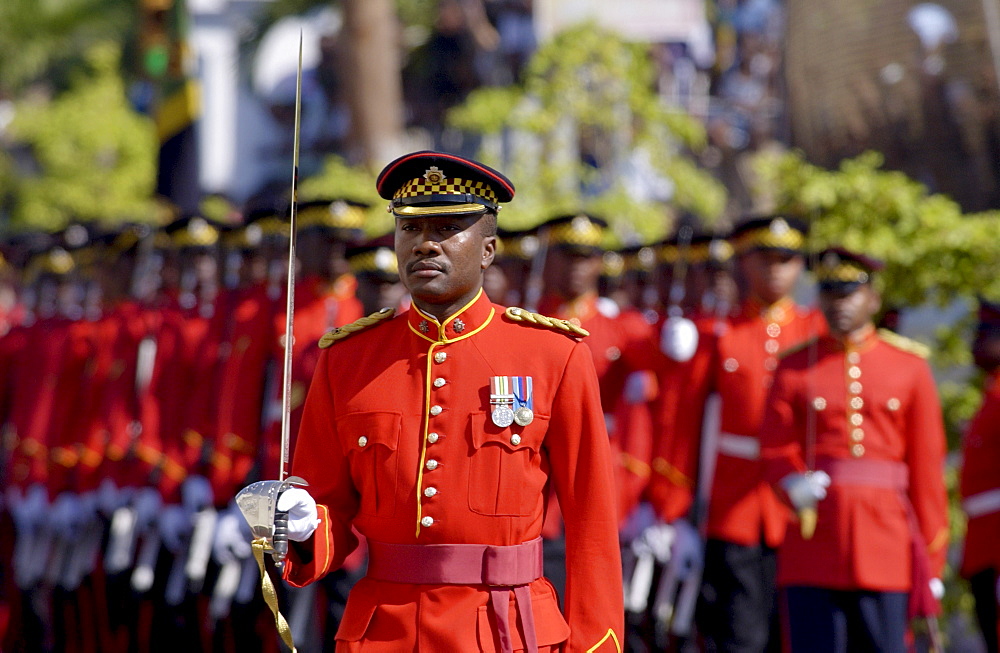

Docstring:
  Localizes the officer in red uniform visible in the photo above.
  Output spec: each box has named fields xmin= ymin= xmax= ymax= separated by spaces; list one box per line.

xmin=961 ymin=299 xmax=1000 ymax=653
xmin=273 ymin=151 xmax=624 ymax=652
xmin=649 ymin=216 xmax=825 ymax=652
xmin=760 ymin=248 xmax=948 ymax=653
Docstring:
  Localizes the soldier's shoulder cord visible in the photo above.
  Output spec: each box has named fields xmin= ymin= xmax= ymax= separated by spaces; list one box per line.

xmin=503 ymin=306 xmax=589 ymax=338
xmin=877 ymin=328 xmax=931 ymax=359
xmin=318 ymin=307 xmax=396 ymax=349
xmin=779 ymin=336 xmax=820 ymax=360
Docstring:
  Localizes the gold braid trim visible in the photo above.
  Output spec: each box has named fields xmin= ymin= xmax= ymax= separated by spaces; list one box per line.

xmin=877 ymin=329 xmax=931 ymax=359
xmin=504 ymin=306 xmax=590 ymax=338
xmin=251 ymin=538 xmax=297 ymax=652
xmin=651 ymin=457 xmax=694 ymax=489
xmin=318 ymin=307 xmax=396 ymax=349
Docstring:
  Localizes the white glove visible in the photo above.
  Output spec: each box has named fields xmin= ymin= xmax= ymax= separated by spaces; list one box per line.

xmin=276 ymin=487 xmax=320 ymax=542
xmin=97 ymin=477 xmax=123 ymax=516
xmin=633 ymin=521 xmax=675 ymax=564
xmin=781 ymin=471 xmax=832 ymax=511
xmin=929 ymin=577 xmax=944 ymax=600
xmin=158 ymin=504 xmax=193 ymax=553
xmin=181 ymin=475 xmax=214 ymax=513
xmin=668 ymin=518 xmax=703 ymax=581
xmin=50 ymin=492 xmax=85 ymax=537
xmin=213 ymin=503 xmax=252 ymax=564
xmin=133 ymin=486 xmax=163 ymax=532
xmin=8 ymin=483 xmax=49 ymax=532
xmin=661 ymin=315 xmax=699 ymax=362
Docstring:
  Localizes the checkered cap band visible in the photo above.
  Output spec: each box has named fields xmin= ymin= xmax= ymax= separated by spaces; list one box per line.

xmin=815 ymin=261 xmax=870 ymax=283
xmin=394 ymin=177 xmax=498 ymax=205
xmin=171 ymin=222 xmax=220 ymax=249
xmin=547 ymin=221 xmax=604 ymax=248
xmin=348 ymin=248 xmax=398 ymax=275
xmin=298 ymin=204 xmax=366 ymax=230
xmin=732 ymin=227 xmax=805 ymax=254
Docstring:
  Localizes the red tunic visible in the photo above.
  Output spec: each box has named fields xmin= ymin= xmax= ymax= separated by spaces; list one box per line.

xmin=284 ymin=291 xmax=624 ymax=652
xmin=649 ymin=297 xmax=826 ymax=546
xmin=760 ymin=329 xmax=949 ymax=591
xmin=960 ymin=370 xmax=1000 ymax=578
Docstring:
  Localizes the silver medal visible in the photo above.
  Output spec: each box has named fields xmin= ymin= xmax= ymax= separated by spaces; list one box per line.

xmin=492 ymin=404 xmax=515 ymax=428
xmin=514 ymin=407 xmax=534 ymax=427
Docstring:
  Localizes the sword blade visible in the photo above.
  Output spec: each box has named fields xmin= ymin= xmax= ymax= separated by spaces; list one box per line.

xmin=279 ymin=31 xmax=304 ymax=483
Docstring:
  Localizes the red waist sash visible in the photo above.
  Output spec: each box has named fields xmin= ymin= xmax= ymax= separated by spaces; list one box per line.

xmin=366 ymin=537 xmax=544 ymax=653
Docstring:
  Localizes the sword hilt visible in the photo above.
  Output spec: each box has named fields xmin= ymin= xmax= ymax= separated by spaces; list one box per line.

xmin=272 ymin=506 xmax=289 ymax=569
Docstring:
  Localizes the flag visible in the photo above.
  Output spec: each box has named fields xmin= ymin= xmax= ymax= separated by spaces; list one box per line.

xmin=140 ymin=0 xmax=201 ymax=213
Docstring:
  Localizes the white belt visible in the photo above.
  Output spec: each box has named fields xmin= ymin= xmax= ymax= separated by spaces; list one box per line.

xmin=717 ymin=432 xmax=760 ymax=460
xmin=963 ymin=488 xmax=1000 ymax=518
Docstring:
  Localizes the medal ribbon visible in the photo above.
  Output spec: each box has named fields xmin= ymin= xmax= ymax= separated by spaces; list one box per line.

xmin=512 ymin=376 xmax=533 ymax=412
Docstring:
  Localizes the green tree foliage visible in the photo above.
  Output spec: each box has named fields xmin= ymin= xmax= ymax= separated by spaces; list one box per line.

xmin=0 ymin=0 xmax=133 ymax=95
xmin=446 ymin=23 xmax=726 ymax=245
xmin=5 ymin=43 xmax=159 ymax=230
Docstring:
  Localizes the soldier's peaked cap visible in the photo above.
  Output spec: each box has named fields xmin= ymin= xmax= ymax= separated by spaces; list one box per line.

xmin=814 ymin=246 xmax=884 ymax=292
xmin=376 ymin=150 xmax=514 ymax=217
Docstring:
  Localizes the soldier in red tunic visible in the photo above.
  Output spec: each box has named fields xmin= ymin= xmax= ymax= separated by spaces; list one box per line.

xmin=760 ymin=248 xmax=948 ymax=653
xmin=960 ymin=299 xmax=1000 ymax=653
xmin=648 ymin=215 xmax=825 ymax=652
xmin=273 ymin=151 xmax=624 ymax=652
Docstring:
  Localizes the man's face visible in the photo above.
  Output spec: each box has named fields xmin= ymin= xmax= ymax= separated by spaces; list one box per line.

xmin=819 ymin=283 xmax=881 ymax=336
xmin=972 ymin=325 xmax=1000 ymax=372
xmin=544 ymin=247 xmax=602 ymax=300
xmin=740 ymin=249 xmax=804 ymax=304
xmin=395 ymin=213 xmax=495 ymax=310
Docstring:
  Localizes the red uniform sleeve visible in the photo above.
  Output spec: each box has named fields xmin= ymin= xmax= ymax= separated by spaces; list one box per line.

xmin=282 ymin=348 xmax=360 ymax=586
xmin=759 ymin=359 xmax=808 ymax=492
xmin=904 ymin=360 xmax=949 ymax=578
xmin=545 ymin=342 xmax=625 ymax=652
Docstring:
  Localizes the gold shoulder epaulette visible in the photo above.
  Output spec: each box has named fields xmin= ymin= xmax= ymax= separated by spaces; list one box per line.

xmin=503 ymin=306 xmax=589 ymax=338
xmin=779 ymin=336 xmax=819 ymax=360
xmin=878 ymin=328 xmax=930 ymax=359
xmin=318 ymin=307 xmax=395 ymax=348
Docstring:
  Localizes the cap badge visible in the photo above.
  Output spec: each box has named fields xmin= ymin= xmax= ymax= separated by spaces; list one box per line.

xmin=571 ymin=215 xmax=590 ymax=232
xmin=822 ymin=251 xmax=840 ymax=268
xmin=770 ymin=218 xmax=790 ymax=236
xmin=423 ymin=166 xmax=446 ymax=184
xmin=330 ymin=200 xmax=348 ymax=217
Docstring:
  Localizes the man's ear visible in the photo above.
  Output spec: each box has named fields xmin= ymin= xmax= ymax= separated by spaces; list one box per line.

xmin=481 ymin=236 xmax=496 ymax=270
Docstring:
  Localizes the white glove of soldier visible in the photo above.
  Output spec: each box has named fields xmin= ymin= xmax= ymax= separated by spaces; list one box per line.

xmin=212 ymin=503 xmax=252 ymax=565
xmin=781 ymin=471 xmax=832 ymax=511
xmin=929 ymin=577 xmax=945 ymax=600
xmin=158 ymin=504 xmax=193 ymax=554
xmin=633 ymin=520 xmax=675 ymax=564
xmin=181 ymin=475 xmax=214 ymax=513
xmin=276 ymin=487 xmax=320 ymax=542
xmin=132 ymin=486 xmax=163 ymax=532
xmin=668 ymin=518 xmax=703 ymax=581
xmin=52 ymin=491 xmax=97 ymax=537
xmin=97 ymin=477 xmax=124 ymax=516
xmin=660 ymin=314 xmax=699 ymax=362
xmin=7 ymin=483 xmax=49 ymax=532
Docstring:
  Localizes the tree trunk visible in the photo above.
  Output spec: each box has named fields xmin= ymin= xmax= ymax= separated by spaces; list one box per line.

xmin=342 ymin=0 xmax=405 ymax=168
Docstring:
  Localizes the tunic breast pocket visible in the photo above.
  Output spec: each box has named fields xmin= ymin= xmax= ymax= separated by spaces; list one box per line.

xmin=467 ymin=412 xmax=549 ymax=517
xmin=337 ymin=411 xmax=401 ymax=518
